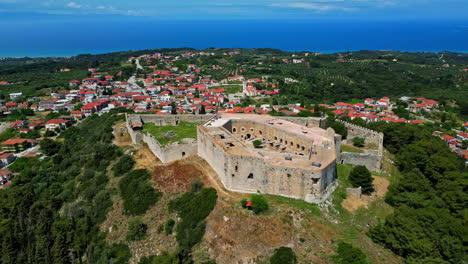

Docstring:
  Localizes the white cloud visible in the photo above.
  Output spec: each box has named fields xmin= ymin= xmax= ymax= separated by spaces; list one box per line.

xmin=67 ymin=2 xmax=81 ymax=9
xmin=271 ymin=2 xmax=357 ymax=12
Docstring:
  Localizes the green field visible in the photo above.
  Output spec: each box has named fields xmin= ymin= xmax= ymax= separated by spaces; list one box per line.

xmin=142 ymin=121 xmax=199 ymax=147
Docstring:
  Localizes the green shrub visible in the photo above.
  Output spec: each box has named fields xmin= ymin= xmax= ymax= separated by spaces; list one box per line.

xmin=250 ymin=194 xmax=269 ymax=214
xmin=352 ymin=137 xmax=365 ymax=148
xmin=139 ymin=252 xmax=179 ymax=264
xmin=97 ymin=243 xmax=132 ymax=264
xmin=164 ymin=219 xmax=175 ymax=235
xmin=113 ymin=154 xmax=135 ymax=176
xmin=333 ymin=242 xmax=368 ymax=264
xmin=349 ymin=166 xmax=374 ymax=194
xmin=252 ymin=140 xmax=262 ymax=148
xmin=240 ymin=199 xmax=248 ymax=208
xmin=126 ymin=218 xmax=148 ymax=241
xmin=190 ymin=179 xmax=204 ymax=193
xmin=168 ymin=188 xmax=217 ymax=255
xmin=119 ymin=169 xmax=161 ymax=215
xmin=270 ymin=247 xmax=297 ymax=264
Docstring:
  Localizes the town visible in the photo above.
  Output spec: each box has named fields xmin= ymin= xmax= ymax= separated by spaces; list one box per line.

xmin=0 ymin=50 xmax=467 ymax=189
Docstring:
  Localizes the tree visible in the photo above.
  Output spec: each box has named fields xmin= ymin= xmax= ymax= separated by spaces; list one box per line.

xmin=326 ymin=118 xmax=348 ymax=139
xmin=112 ymin=155 xmax=135 ymax=176
xmin=40 ymin=138 xmax=61 ymax=156
xmin=349 ymin=166 xmax=374 ymax=194
xmin=163 ymin=219 xmax=175 ymax=235
xmin=199 ymin=105 xmax=206 ymax=114
xmin=270 ymin=247 xmax=297 ymax=264
xmin=171 ymin=102 xmax=177 ymax=115
xmin=250 ymin=194 xmax=269 ymax=214
xmin=44 ymin=130 xmax=56 ymax=137
xmin=352 ymin=137 xmax=365 ymax=148
xmin=333 ymin=242 xmax=368 ymax=264
xmin=126 ymin=218 xmax=148 ymax=241
xmin=462 ymin=140 xmax=468 ymax=150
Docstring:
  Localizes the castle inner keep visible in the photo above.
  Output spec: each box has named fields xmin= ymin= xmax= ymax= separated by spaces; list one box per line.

xmin=197 ymin=114 xmax=338 ymax=203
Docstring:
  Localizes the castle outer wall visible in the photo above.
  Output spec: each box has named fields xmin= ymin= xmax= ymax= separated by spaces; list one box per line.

xmin=126 ymin=114 xmax=211 ymax=163
xmin=197 ymin=115 xmax=338 ymax=203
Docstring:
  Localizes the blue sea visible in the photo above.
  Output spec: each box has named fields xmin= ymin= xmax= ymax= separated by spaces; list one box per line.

xmin=0 ymin=19 xmax=467 ymax=57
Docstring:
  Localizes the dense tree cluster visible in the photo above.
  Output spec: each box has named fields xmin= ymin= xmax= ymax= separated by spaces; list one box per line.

xmin=168 ymin=187 xmax=218 ymax=259
xmin=0 ymin=109 xmax=133 ymax=263
xmin=119 ymin=169 xmax=161 ymax=216
xmin=364 ymin=122 xmax=467 ymax=263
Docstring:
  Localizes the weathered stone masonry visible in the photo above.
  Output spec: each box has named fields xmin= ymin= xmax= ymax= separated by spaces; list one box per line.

xmin=125 ymin=114 xmax=384 ymax=203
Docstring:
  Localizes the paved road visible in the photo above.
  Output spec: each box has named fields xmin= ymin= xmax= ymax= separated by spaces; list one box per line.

xmin=135 ymin=59 xmax=143 ymax=70
xmin=128 ymin=75 xmax=139 ymax=90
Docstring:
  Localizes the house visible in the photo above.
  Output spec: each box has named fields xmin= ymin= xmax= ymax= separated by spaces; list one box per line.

xmin=376 ymin=100 xmax=389 ymax=106
xmin=409 ymin=104 xmax=428 ymax=113
xmin=0 ymin=153 xmax=15 ymax=167
xmin=0 ymin=169 xmax=13 ymax=186
xmin=10 ymin=120 xmax=27 ymax=129
xmin=1 ymin=138 xmax=36 ymax=153
xmin=27 ymin=121 xmax=42 ymax=130
xmin=457 ymin=132 xmax=468 ymax=141
xmin=440 ymin=135 xmax=455 ymax=142
xmin=9 ymin=93 xmax=22 ymax=100
xmin=45 ymin=119 xmax=69 ymax=130
xmin=69 ymin=80 xmax=80 ymax=87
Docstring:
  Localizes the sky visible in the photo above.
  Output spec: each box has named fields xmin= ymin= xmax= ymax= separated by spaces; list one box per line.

xmin=0 ymin=0 xmax=467 ymax=21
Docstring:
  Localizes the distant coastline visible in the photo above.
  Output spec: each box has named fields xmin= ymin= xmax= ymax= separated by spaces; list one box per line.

xmin=1 ymin=48 xmax=467 ymax=59
xmin=1 ymin=19 xmax=467 ymax=58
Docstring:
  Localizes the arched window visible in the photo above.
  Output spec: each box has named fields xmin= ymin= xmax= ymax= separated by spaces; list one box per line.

xmin=247 ymin=173 xmax=254 ymax=179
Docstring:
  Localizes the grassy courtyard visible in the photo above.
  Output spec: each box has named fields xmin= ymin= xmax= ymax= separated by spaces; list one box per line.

xmin=340 ymin=144 xmax=365 ymax=153
xmin=142 ymin=121 xmax=199 ymax=147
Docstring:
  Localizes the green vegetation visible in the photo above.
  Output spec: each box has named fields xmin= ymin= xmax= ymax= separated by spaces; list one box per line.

xmin=142 ymin=121 xmax=199 ymax=147
xmin=113 ymin=154 xmax=136 ymax=176
xmin=249 ymin=194 xmax=269 ymax=214
xmin=270 ymin=247 xmax=297 ymax=264
xmin=326 ymin=118 xmax=348 ymax=139
xmin=39 ymin=138 xmax=62 ymax=156
xmin=252 ymin=139 xmax=262 ymax=148
xmin=363 ymin=122 xmax=466 ymax=263
xmin=168 ymin=187 xmax=217 ymax=258
xmin=0 ymin=109 xmax=134 ymax=263
xmin=119 ymin=169 xmax=161 ymax=216
xmin=126 ymin=218 xmax=148 ymax=241
xmin=333 ymin=242 xmax=369 ymax=264
xmin=341 ymin=144 xmax=365 ymax=153
xmin=223 ymin=85 xmax=242 ymax=94
xmin=349 ymin=166 xmax=374 ymax=194
xmin=139 ymin=251 xmax=179 ymax=264
xmin=163 ymin=219 xmax=176 ymax=235
xmin=263 ymin=194 xmax=321 ymax=216
xmin=352 ymin=137 xmax=365 ymax=147
xmin=0 ymin=69 xmax=88 ymax=98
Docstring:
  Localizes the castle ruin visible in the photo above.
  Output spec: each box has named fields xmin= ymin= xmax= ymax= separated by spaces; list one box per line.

xmin=126 ymin=114 xmax=383 ymax=203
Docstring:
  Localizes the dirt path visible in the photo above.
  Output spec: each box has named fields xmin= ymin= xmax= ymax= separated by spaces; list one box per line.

xmin=342 ymin=176 xmax=390 ymax=212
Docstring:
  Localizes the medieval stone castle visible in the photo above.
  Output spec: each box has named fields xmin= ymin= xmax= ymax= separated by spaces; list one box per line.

xmin=126 ymin=114 xmax=383 ymax=204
